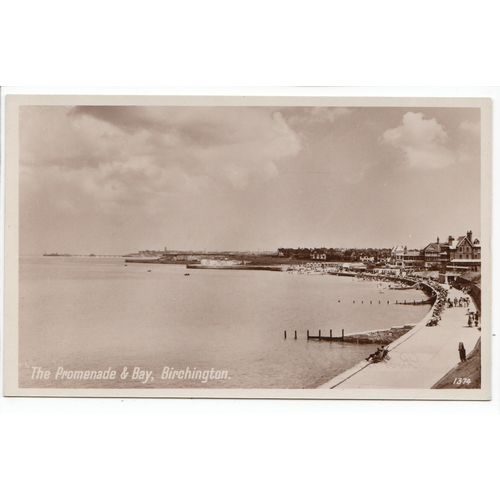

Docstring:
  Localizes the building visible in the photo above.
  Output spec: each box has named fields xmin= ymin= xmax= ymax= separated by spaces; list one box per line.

xmin=390 ymin=246 xmax=423 ymax=268
xmin=390 ymin=245 xmax=405 ymax=267
xmin=172 ymin=254 xmax=200 ymax=262
xmin=402 ymin=249 xmax=424 ymax=267
xmin=423 ymin=232 xmax=481 ymax=271
xmin=360 ymin=256 xmax=375 ymax=263
xmin=447 ymin=230 xmax=481 ymax=272
xmin=392 ymin=230 xmax=480 ymax=272
xmin=422 ymin=237 xmax=450 ymax=269
xmin=310 ymin=251 xmax=327 ymax=260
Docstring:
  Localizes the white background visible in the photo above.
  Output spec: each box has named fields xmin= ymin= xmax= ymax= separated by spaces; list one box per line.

xmin=0 ymin=1 xmax=499 ymax=500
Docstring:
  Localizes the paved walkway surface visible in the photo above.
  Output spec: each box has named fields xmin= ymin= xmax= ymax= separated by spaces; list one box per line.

xmin=322 ymin=287 xmax=481 ymax=389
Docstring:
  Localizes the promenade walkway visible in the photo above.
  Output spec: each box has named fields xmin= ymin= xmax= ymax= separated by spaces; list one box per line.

xmin=322 ymin=286 xmax=480 ymax=389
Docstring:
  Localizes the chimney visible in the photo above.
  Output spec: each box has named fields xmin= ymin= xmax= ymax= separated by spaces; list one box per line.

xmin=437 ymin=236 xmax=440 ymax=244
xmin=467 ymin=230 xmax=472 ymax=241
xmin=448 ymin=235 xmax=454 ymax=245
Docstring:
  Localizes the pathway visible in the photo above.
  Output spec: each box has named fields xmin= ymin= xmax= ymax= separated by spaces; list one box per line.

xmin=321 ymin=286 xmax=480 ymax=389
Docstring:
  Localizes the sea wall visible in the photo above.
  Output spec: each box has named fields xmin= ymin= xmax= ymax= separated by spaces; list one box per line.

xmin=359 ymin=273 xmax=437 ymax=301
xmin=318 ymin=279 xmax=440 ymax=389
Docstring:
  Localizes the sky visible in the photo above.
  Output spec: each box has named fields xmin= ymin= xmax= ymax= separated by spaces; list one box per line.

xmin=19 ymin=104 xmax=481 ymax=254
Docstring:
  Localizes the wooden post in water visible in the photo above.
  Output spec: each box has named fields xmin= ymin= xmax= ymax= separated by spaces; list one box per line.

xmin=294 ymin=330 xmax=297 ymax=340
xmin=284 ymin=330 xmax=287 ymax=339
xmin=307 ymin=329 xmax=310 ymax=340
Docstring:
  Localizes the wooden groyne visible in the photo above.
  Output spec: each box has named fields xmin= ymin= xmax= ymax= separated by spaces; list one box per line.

xmin=394 ymin=298 xmax=433 ymax=306
xmin=283 ymin=325 xmax=415 ymax=345
xmin=306 ymin=328 xmax=345 ymax=342
xmin=283 ymin=328 xmax=345 ymax=341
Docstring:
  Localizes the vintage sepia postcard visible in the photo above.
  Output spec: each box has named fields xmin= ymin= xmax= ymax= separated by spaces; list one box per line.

xmin=2 ymin=94 xmax=492 ymax=399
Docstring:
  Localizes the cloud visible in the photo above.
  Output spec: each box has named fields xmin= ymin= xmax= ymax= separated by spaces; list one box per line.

xmin=459 ymin=119 xmax=480 ymax=135
xmin=381 ymin=111 xmax=456 ymax=169
xmin=286 ymin=107 xmax=352 ymax=129
xmin=20 ymin=106 xmax=302 ymax=214
xmin=307 ymin=107 xmax=352 ymax=123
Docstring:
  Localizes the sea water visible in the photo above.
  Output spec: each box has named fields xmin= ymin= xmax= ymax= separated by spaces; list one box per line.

xmin=19 ymin=257 xmax=430 ymax=388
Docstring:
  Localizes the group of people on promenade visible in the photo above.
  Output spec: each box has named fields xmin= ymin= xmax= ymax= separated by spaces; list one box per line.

xmin=445 ymin=291 xmax=480 ymax=328
xmin=425 ymin=282 xmax=448 ymax=327
xmin=366 ymin=345 xmax=390 ymax=363
xmin=467 ymin=310 xmax=480 ymax=328
xmin=358 ymin=274 xmax=480 ymax=366
xmin=447 ymin=296 xmax=470 ymax=308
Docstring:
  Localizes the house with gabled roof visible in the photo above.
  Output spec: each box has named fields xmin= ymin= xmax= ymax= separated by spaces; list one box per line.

xmin=422 ymin=236 xmax=450 ymax=269
xmin=392 ymin=230 xmax=480 ymax=272
xmin=390 ymin=245 xmax=405 ymax=266
xmin=391 ymin=245 xmax=424 ymax=268
xmin=448 ymin=230 xmax=481 ymax=271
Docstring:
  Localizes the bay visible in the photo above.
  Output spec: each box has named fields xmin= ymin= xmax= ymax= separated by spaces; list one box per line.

xmin=19 ymin=257 xmax=430 ymax=388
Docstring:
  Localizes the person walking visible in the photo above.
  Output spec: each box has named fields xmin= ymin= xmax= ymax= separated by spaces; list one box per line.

xmin=458 ymin=342 xmax=467 ymax=363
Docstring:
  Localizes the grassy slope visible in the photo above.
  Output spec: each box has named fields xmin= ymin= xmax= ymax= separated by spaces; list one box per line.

xmin=432 ymin=338 xmax=481 ymax=389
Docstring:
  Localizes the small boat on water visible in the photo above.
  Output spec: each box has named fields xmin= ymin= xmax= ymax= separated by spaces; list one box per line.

xmin=184 ymin=273 xmax=190 ymax=276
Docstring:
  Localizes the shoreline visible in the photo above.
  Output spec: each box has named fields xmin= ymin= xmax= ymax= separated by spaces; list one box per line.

xmin=332 ymin=324 xmax=415 ymax=344
xmin=320 ymin=281 xmax=481 ymax=390
xmin=317 ymin=276 xmax=439 ymax=389
xmin=318 ymin=303 xmax=436 ymax=389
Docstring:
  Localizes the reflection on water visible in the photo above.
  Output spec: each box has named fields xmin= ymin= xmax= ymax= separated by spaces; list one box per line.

xmin=19 ymin=257 xmax=430 ymax=388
